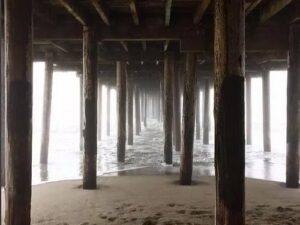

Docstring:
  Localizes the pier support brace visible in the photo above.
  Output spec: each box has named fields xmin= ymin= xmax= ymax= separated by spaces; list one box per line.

xmin=135 ymin=86 xmax=141 ymax=135
xmin=106 ymin=85 xmax=111 ymax=136
xmin=82 ymin=26 xmax=98 ymax=189
xmin=5 ymin=0 xmax=33 ymax=223
xmin=262 ymin=70 xmax=271 ymax=152
xmin=117 ymin=61 xmax=127 ymax=162
xmin=214 ymin=0 xmax=245 ymax=224
xmin=173 ymin=68 xmax=181 ymax=152
xmin=195 ymin=83 xmax=201 ymax=140
xmin=127 ymin=79 xmax=133 ymax=145
xmin=180 ymin=53 xmax=197 ymax=185
xmin=246 ymin=74 xmax=252 ymax=145
xmin=286 ymin=24 xmax=300 ymax=188
xmin=97 ymin=79 xmax=102 ymax=140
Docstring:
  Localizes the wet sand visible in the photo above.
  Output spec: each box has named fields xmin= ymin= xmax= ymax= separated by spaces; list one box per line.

xmin=8 ymin=174 xmax=299 ymax=225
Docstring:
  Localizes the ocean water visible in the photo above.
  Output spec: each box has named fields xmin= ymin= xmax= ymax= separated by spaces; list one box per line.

xmin=31 ymin=63 xmax=291 ymax=185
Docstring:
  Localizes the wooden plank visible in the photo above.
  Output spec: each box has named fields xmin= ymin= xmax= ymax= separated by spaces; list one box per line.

xmin=120 ymin=41 xmax=129 ymax=52
xmin=57 ymin=0 xmax=88 ymax=25
xmin=128 ymin=0 xmax=139 ymax=25
xmin=91 ymin=0 xmax=110 ymax=26
xmin=193 ymin=0 xmax=211 ymax=24
xmin=260 ymin=0 xmax=292 ymax=24
xmin=165 ymin=0 xmax=173 ymax=26
xmin=245 ymin=0 xmax=262 ymax=15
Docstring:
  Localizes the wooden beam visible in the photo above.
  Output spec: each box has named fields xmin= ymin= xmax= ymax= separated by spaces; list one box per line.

xmin=289 ymin=1 xmax=300 ymax=23
xmin=165 ymin=0 xmax=172 ymax=26
xmin=193 ymin=0 xmax=211 ymax=24
xmin=245 ymin=0 xmax=262 ymax=16
xmin=120 ymin=41 xmax=129 ymax=52
xmin=57 ymin=0 xmax=88 ymax=25
xmin=260 ymin=0 xmax=292 ymax=24
xmin=90 ymin=0 xmax=110 ymax=26
xmin=128 ymin=0 xmax=139 ymax=25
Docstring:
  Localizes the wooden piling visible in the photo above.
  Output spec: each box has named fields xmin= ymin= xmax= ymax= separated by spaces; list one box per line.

xmin=195 ymin=83 xmax=201 ymax=140
xmin=286 ymin=24 xmax=300 ymax=188
xmin=143 ymin=92 xmax=147 ymax=128
xmin=40 ymin=51 xmax=54 ymax=164
xmin=164 ymin=53 xmax=174 ymax=164
xmin=180 ymin=53 xmax=197 ymax=185
xmin=173 ymin=68 xmax=181 ymax=152
xmin=82 ymin=26 xmax=98 ymax=189
xmin=246 ymin=74 xmax=252 ymax=145
xmin=262 ymin=70 xmax=271 ymax=152
xmin=135 ymin=86 xmax=141 ymax=135
xmin=106 ymin=85 xmax=111 ymax=136
xmin=5 ymin=0 xmax=33 ymax=223
xmin=79 ymin=73 xmax=83 ymax=151
xmin=127 ymin=79 xmax=133 ymax=145
xmin=117 ymin=61 xmax=127 ymax=162
xmin=214 ymin=0 xmax=245 ymax=224
xmin=203 ymin=79 xmax=210 ymax=145
xmin=97 ymin=78 xmax=102 ymax=140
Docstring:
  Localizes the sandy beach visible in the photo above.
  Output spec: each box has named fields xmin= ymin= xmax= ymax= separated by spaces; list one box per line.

xmin=2 ymin=174 xmax=298 ymax=225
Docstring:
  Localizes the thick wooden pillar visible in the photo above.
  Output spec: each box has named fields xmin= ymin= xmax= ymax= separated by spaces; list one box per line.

xmin=160 ymin=80 xmax=164 ymax=123
xmin=97 ymin=79 xmax=102 ymax=140
xmin=127 ymin=79 xmax=133 ymax=145
xmin=286 ymin=24 xmax=300 ymax=188
xmin=5 ymin=0 xmax=33 ymax=223
xmin=79 ymin=73 xmax=83 ymax=151
xmin=40 ymin=51 xmax=54 ymax=164
xmin=117 ymin=61 xmax=127 ymax=162
xmin=135 ymin=86 xmax=141 ymax=135
xmin=106 ymin=85 xmax=111 ymax=136
xmin=246 ymin=75 xmax=252 ymax=145
xmin=262 ymin=70 xmax=271 ymax=152
xmin=214 ymin=0 xmax=245 ymax=224
xmin=82 ymin=26 xmax=98 ymax=189
xmin=143 ymin=92 xmax=147 ymax=128
xmin=164 ymin=53 xmax=174 ymax=164
xmin=195 ymin=83 xmax=201 ymax=140
xmin=203 ymin=79 xmax=210 ymax=145
xmin=173 ymin=69 xmax=181 ymax=152
xmin=180 ymin=53 xmax=197 ymax=185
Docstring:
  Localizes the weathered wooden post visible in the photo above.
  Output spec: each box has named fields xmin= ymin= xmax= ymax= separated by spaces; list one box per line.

xmin=5 ymin=0 xmax=32 ymax=223
xmin=262 ymin=69 xmax=271 ymax=152
xmin=117 ymin=61 xmax=127 ymax=162
xmin=195 ymin=82 xmax=201 ymax=140
xmin=143 ymin=91 xmax=147 ymax=128
xmin=40 ymin=51 xmax=54 ymax=164
xmin=106 ymin=85 xmax=111 ymax=136
xmin=203 ymin=79 xmax=210 ymax=145
xmin=214 ymin=0 xmax=245 ymax=224
xmin=246 ymin=74 xmax=252 ymax=145
xmin=135 ymin=85 xmax=141 ymax=135
xmin=180 ymin=53 xmax=197 ymax=185
xmin=160 ymin=80 xmax=164 ymax=123
xmin=173 ymin=68 xmax=181 ymax=152
xmin=82 ymin=26 xmax=98 ymax=189
xmin=97 ymin=78 xmax=102 ymax=140
xmin=127 ymin=78 xmax=133 ymax=145
xmin=79 ymin=73 xmax=83 ymax=151
xmin=286 ymin=24 xmax=300 ymax=188
xmin=164 ymin=52 xmax=174 ymax=164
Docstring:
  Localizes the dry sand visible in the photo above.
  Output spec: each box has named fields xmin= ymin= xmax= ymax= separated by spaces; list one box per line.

xmin=2 ymin=175 xmax=300 ymax=225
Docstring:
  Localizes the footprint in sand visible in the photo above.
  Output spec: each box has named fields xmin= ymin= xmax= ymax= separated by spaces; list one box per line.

xmin=190 ymin=210 xmax=210 ymax=215
xmin=276 ymin=206 xmax=293 ymax=212
xmin=176 ymin=209 xmax=186 ymax=214
xmin=167 ymin=203 xmax=175 ymax=207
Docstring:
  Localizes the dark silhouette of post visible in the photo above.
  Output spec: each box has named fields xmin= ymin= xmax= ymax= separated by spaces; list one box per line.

xmin=164 ymin=52 xmax=174 ymax=164
xmin=79 ymin=73 xmax=83 ymax=151
xmin=214 ymin=0 xmax=245 ymax=224
xmin=106 ymin=85 xmax=111 ymax=136
xmin=262 ymin=70 xmax=271 ymax=152
xmin=117 ymin=61 xmax=127 ymax=162
xmin=246 ymin=74 xmax=252 ymax=145
xmin=5 ymin=0 xmax=33 ymax=223
xmin=143 ymin=92 xmax=147 ymax=128
xmin=195 ymin=82 xmax=201 ymax=140
xmin=286 ymin=24 xmax=300 ymax=188
xmin=82 ymin=26 xmax=98 ymax=189
xmin=203 ymin=79 xmax=210 ymax=145
xmin=97 ymin=79 xmax=102 ymax=140
xmin=173 ymin=69 xmax=181 ymax=152
xmin=40 ymin=51 xmax=54 ymax=164
xmin=135 ymin=86 xmax=141 ymax=135
xmin=180 ymin=53 xmax=197 ymax=185
xmin=127 ymin=79 xmax=133 ymax=145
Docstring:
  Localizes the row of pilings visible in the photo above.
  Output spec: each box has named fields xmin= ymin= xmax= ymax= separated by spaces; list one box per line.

xmin=1 ymin=0 xmax=299 ymax=225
